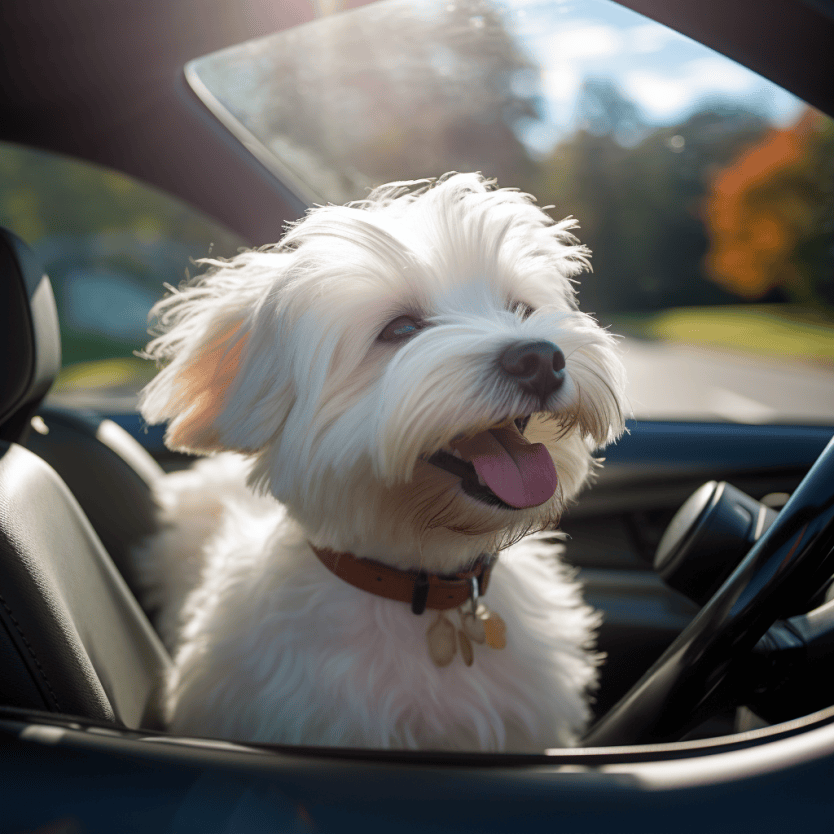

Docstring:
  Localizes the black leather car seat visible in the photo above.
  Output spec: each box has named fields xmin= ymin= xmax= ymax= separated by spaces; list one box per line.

xmin=0 ymin=219 xmax=167 ymax=600
xmin=0 ymin=227 xmax=170 ymax=727
xmin=26 ymin=406 xmax=165 ymax=599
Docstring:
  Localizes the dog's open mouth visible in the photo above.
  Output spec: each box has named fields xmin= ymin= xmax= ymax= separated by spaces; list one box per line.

xmin=425 ymin=416 xmax=558 ymax=510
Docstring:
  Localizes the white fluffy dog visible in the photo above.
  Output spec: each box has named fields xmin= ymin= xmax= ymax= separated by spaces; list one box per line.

xmin=135 ymin=173 xmax=626 ymax=752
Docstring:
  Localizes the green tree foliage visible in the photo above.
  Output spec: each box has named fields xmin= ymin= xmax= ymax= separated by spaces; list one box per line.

xmin=196 ymin=0 xmax=542 ymax=202
xmin=0 ymin=142 xmax=244 ymax=366
xmin=0 ymin=143 xmax=242 ymax=252
xmin=703 ymin=110 xmax=834 ymax=306
xmin=3 ymin=33 xmax=832 ymax=379
xmin=194 ymin=4 xmax=833 ymax=320
xmin=540 ymin=79 xmax=773 ymax=314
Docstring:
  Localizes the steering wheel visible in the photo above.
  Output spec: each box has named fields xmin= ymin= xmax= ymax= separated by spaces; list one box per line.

xmin=583 ymin=434 xmax=834 ymax=747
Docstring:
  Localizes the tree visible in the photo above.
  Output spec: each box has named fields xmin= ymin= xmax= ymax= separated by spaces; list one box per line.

xmin=540 ymin=80 xmax=773 ymax=314
xmin=194 ymin=0 xmax=542 ymax=202
xmin=702 ymin=109 xmax=834 ymax=306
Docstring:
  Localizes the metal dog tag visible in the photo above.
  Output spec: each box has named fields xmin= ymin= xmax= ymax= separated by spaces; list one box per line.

xmin=460 ymin=610 xmax=486 ymax=644
xmin=480 ymin=608 xmax=507 ymax=650
xmin=463 ymin=574 xmax=506 ymax=650
xmin=426 ymin=611 xmax=457 ymax=667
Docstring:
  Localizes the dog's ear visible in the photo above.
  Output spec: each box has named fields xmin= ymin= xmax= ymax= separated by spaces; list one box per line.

xmin=139 ymin=254 xmax=295 ymax=455
xmin=149 ymin=321 xmax=251 ymax=453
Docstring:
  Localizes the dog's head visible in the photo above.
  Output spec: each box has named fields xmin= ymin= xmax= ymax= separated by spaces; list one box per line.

xmin=140 ymin=174 xmax=627 ymax=568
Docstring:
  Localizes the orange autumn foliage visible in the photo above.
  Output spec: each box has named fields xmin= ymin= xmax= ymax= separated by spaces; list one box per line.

xmin=703 ymin=109 xmax=823 ymax=300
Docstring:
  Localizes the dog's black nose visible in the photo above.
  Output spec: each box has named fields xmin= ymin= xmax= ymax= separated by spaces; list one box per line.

xmin=499 ymin=340 xmax=566 ymax=402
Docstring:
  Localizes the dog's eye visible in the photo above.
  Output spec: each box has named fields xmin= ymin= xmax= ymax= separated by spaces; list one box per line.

xmin=513 ymin=303 xmax=535 ymax=320
xmin=380 ymin=315 xmax=422 ymax=342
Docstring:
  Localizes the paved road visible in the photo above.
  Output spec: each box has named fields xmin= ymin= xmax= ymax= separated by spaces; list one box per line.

xmin=620 ymin=338 xmax=834 ymax=424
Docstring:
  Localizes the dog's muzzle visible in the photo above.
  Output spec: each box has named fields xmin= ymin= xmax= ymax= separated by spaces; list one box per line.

xmin=426 ymin=418 xmax=558 ymax=510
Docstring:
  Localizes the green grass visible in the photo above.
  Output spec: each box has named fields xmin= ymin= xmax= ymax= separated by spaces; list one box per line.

xmin=610 ymin=304 xmax=834 ymax=367
xmin=52 ymin=356 xmax=158 ymax=393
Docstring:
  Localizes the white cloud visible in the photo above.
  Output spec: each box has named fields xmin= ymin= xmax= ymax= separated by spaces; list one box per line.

xmin=621 ymin=71 xmax=693 ymax=119
xmin=541 ymin=64 xmax=581 ymax=103
xmin=622 ymin=56 xmax=760 ymax=120
xmin=538 ymin=20 xmax=686 ymax=63
xmin=547 ymin=23 xmax=623 ymax=60
xmin=516 ymin=5 xmax=804 ymax=132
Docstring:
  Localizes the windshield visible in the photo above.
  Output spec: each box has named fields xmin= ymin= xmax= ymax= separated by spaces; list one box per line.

xmin=188 ymin=0 xmax=834 ymax=425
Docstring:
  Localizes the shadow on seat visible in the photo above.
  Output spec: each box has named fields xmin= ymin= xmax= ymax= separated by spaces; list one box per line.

xmin=0 ymin=226 xmax=170 ymax=728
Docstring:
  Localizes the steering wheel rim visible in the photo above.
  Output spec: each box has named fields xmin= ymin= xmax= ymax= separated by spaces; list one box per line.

xmin=583 ymin=433 xmax=834 ymax=747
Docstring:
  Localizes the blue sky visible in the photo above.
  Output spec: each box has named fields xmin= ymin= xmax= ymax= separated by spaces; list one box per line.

xmin=496 ymin=0 xmax=806 ymax=153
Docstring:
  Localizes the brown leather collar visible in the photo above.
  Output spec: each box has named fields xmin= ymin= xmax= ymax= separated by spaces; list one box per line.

xmin=309 ymin=544 xmax=497 ymax=615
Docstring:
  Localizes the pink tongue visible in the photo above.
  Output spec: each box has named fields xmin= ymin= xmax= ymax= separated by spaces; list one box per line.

xmin=453 ymin=425 xmax=558 ymax=509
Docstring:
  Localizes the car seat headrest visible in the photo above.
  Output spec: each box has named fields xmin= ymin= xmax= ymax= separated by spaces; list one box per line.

xmin=0 ymin=228 xmax=61 ymax=443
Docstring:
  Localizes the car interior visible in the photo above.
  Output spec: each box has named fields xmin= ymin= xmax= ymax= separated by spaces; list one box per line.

xmin=2 ymin=125 xmax=833 ymax=745
xmin=0 ymin=226 xmax=169 ymax=729
xmin=1 ymin=0 xmax=834 ymax=829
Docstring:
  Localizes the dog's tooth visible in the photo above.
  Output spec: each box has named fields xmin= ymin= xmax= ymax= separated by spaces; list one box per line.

xmin=452 ymin=449 xmax=462 ymax=459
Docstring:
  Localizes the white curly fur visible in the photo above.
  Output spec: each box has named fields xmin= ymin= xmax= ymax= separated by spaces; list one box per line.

xmin=135 ymin=173 xmax=627 ymax=751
